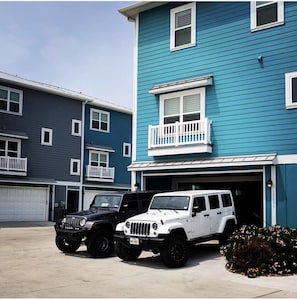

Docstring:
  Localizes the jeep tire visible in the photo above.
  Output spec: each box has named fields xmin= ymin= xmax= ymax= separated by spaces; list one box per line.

xmin=87 ymin=230 xmax=114 ymax=258
xmin=55 ymin=236 xmax=81 ymax=253
xmin=114 ymin=242 xmax=142 ymax=261
xmin=160 ymin=237 xmax=189 ymax=268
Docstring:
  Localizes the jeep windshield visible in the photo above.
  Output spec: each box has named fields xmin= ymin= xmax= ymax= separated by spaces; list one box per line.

xmin=91 ymin=195 xmax=122 ymax=209
xmin=150 ymin=196 xmax=190 ymax=210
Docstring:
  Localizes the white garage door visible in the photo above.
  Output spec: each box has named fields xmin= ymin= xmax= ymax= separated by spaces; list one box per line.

xmin=0 ymin=186 xmax=49 ymax=221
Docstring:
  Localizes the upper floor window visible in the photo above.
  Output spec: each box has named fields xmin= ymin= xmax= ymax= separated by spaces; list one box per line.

xmin=90 ymin=108 xmax=110 ymax=132
xmin=170 ymin=2 xmax=196 ymax=51
xmin=285 ymin=71 xmax=297 ymax=109
xmin=90 ymin=150 xmax=109 ymax=168
xmin=70 ymin=159 xmax=80 ymax=176
xmin=0 ymin=86 xmax=23 ymax=115
xmin=41 ymin=128 xmax=53 ymax=146
xmin=0 ymin=138 xmax=20 ymax=157
xmin=160 ymin=88 xmax=205 ymax=125
xmin=123 ymin=143 xmax=131 ymax=157
xmin=251 ymin=1 xmax=284 ymax=32
xmin=72 ymin=119 xmax=81 ymax=136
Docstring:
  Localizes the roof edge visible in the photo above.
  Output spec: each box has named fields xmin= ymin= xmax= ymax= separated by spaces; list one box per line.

xmin=119 ymin=2 xmax=168 ymax=20
xmin=0 ymin=71 xmax=132 ymax=114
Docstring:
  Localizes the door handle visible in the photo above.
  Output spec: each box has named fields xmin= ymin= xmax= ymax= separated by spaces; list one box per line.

xmin=217 ymin=212 xmax=222 ymax=215
xmin=204 ymin=214 xmax=210 ymax=217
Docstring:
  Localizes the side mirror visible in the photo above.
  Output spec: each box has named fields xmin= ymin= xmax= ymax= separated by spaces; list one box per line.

xmin=192 ymin=206 xmax=202 ymax=217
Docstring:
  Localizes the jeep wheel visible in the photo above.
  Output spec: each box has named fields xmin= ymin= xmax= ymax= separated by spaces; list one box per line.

xmin=160 ymin=238 xmax=189 ymax=268
xmin=87 ymin=230 xmax=114 ymax=258
xmin=55 ymin=236 xmax=81 ymax=253
xmin=115 ymin=242 xmax=142 ymax=261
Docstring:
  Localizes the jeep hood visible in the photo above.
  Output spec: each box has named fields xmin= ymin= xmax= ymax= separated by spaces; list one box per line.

xmin=67 ymin=208 xmax=117 ymax=221
xmin=127 ymin=210 xmax=188 ymax=224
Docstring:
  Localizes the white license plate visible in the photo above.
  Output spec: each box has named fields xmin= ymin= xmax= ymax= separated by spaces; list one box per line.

xmin=129 ymin=237 xmax=139 ymax=245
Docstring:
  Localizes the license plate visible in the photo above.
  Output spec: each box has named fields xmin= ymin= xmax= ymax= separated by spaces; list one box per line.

xmin=129 ymin=237 xmax=139 ymax=245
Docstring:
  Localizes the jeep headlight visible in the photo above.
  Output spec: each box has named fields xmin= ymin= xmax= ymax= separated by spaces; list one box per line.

xmin=79 ymin=218 xmax=87 ymax=227
xmin=125 ymin=221 xmax=130 ymax=229
xmin=152 ymin=223 xmax=158 ymax=230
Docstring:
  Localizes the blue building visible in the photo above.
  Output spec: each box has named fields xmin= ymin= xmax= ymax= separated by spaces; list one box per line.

xmin=120 ymin=1 xmax=297 ymax=228
xmin=0 ymin=71 xmax=132 ymax=221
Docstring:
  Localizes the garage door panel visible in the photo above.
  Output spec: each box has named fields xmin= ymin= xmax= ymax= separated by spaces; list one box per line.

xmin=0 ymin=186 xmax=48 ymax=221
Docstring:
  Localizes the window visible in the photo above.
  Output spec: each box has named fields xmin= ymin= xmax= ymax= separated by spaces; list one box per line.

xmin=123 ymin=143 xmax=131 ymax=157
xmin=209 ymin=195 xmax=220 ymax=210
xmin=0 ymin=138 xmax=20 ymax=157
xmin=90 ymin=108 xmax=110 ymax=132
xmin=251 ymin=1 xmax=284 ymax=31
xmin=72 ymin=119 xmax=81 ymax=136
xmin=0 ymin=86 xmax=23 ymax=115
xmin=90 ymin=150 xmax=109 ymax=168
xmin=193 ymin=196 xmax=206 ymax=212
xmin=41 ymin=128 xmax=53 ymax=146
xmin=170 ymin=2 xmax=196 ymax=51
xmin=160 ymin=88 xmax=205 ymax=125
xmin=221 ymin=194 xmax=232 ymax=207
xmin=70 ymin=159 xmax=80 ymax=175
xmin=286 ymin=72 xmax=297 ymax=109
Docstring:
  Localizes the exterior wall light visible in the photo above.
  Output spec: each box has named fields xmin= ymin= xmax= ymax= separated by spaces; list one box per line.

xmin=267 ymin=179 xmax=273 ymax=188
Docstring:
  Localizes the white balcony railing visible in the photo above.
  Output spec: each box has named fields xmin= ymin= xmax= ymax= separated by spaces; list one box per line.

xmin=0 ymin=156 xmax=27 ymax=173
xmin=86 ymin=165 xmax=115 ymax=182
xmin=148 ymin=119 xmax=212 ymax=156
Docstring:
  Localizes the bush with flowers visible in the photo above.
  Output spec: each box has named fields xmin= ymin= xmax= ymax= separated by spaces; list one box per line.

xmin=220 ymin=224 xmax=297 ymax=277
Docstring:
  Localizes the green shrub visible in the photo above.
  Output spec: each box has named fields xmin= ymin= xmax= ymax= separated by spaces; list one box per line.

xmin=221 ymin=225 xmax=297 ymax=277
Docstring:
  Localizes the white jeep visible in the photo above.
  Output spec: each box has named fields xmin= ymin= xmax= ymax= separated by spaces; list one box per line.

xmin=114 ymin=190 xmax=237 ymax=268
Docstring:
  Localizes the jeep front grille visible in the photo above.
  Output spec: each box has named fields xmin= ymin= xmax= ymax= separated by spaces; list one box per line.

xmin=63 ymin=217 xmax=82 ymax=228
xmin=130 ymin=222 xmax=151 ymax=236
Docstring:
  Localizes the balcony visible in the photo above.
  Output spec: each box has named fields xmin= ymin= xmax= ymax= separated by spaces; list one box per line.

xmin=86 ymin=165 xmax=115 ymax=182
xmin=148 ymin=118 xmax=212 ymax=156
xmin=0 ymin=156 xmax=27 ymax=176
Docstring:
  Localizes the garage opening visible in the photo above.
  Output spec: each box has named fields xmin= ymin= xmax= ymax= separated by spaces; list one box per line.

xmin=145 ymin=173 xmax=263 ymax=227
xmin=67 ymin=190 xmax=79 ymax=213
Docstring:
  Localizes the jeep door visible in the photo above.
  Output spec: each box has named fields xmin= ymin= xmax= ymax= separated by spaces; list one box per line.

xmin=207 ymin=194 xmax=222 ymax=233
xmin=190 ymin=196 xmax=210 ymax=238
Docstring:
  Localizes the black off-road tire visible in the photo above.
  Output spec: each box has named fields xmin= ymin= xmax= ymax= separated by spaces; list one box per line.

xmin=160 ymin=237 xmax=189 ymax=268
xmin=114 ymin=242 xmax=142 ymax=261
xmin=87 ymin=230 xmax=114 ymax=258
xmin=55 ymin=235 xmax=81 ymax=253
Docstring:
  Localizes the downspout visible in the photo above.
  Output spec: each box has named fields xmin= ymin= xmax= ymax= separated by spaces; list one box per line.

xmin=130 ymin=14 xmax=139 ymax=191
xmin=79 ymin=100 xmax=86 ymax=210
xmin=271 ymin=165 xmax=277 ymax=225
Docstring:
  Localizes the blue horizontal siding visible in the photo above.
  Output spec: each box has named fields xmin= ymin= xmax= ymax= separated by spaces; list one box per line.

xmin=136 ymin=1 xmax=297 ymax=161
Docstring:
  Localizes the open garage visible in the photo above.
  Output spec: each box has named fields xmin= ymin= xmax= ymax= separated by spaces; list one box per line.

xmin=145 ymin=172 xmax=263 ymax=227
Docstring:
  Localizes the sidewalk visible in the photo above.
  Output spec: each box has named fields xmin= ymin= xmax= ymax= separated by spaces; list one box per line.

xmin=0 ymin=221 xmax=55 ymax=228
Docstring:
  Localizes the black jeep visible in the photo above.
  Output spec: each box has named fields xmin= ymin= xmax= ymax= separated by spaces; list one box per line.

xmin=54 ymin=191 xmax=155 ymax=257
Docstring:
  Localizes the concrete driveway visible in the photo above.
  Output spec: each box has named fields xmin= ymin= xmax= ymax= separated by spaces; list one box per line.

xmin=0 ymin=222 xmax=297 ymax=298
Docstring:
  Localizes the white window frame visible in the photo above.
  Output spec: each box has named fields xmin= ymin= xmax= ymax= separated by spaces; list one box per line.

xmin=72 ymin=119 xmax=81 ymax=136
xmin=170 ymin=2 xmax=196 ymax=51
xmin=90 ymin=108 xmax=110 ymax=133
xmin=0 ymin=85 xmax=23 ymax=115
xmin=285 ymin=71 xmax=297 ymax=109
xmin=123 ymin=143 xmax=131 ymax=158
xmin=159 ymin=88 xmax=205 ymax=125
xmin=70 ymin=159 xmax=80 ymax=176
xmin=250 ymin=1 xmax=284 ymax=32
xmin=0 ymin=137 xmax=21 ymax=157
xmin=41 ymin=128 xmax=53 ymax=146
xmin=89 ymin=150 xmax=109 ymax=168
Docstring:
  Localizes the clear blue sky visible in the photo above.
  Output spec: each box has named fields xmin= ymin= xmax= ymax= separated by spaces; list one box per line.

xmin=0 ymin=1 xmax=135 ymax=108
